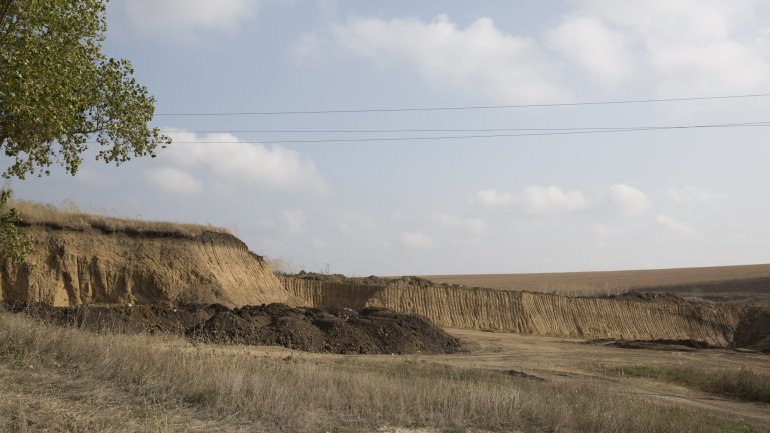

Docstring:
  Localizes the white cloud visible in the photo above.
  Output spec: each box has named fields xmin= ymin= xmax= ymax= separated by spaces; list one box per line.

xmin=474 ymin=189 xmax=515 ymax=208
xmin=655 ymin=214 xmax=698 ymax=237
xmin=332 ymin=15 xmax=567 ymax=103
xmin=545 ymin=14 xmax=636 ymax=85
xmin=521 ymin=185 xmax=590 ymax=214
xmin=605 ymin=184 xmax=652 ymax=215
xmin=474 ymin=186 xmax=589 ymax=214
xmin=568 ymin=0 xmax=770 ymax=95
xmin=282 ymin=210 xmax=306 ymax=235
xmin=143 ymin=167 xmax=202 ymax=196
xmin=290 ymin=33 xmax=327 ymax=65
xmin=398 ymin=231 xmax=434 ymax=249
xmin=122 ymin=0 xmax=258 ymax=41
xmin=431 ymin=214 xmax=488 ymax=236
xmin=161 ymin=129 xmax=328 ymax=193
xmin=667 ymin=186 xmax=725 ymax=203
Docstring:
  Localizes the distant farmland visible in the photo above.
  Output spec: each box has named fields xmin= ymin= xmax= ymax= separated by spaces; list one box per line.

xmin=424 ymin=263 xmax=770 ymax=305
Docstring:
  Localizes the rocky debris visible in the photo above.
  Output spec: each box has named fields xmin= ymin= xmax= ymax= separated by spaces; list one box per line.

xmin=2 ymin=301 xmax=461 ymax=355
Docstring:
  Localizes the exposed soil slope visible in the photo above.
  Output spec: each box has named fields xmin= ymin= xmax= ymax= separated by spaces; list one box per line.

xmin=2 ymin=302 xmax=461 ymax=354
xmin=282 ymin=275 xmax=770 ymax=351
xmin=1 ymin=223 xmax=290 ymax=307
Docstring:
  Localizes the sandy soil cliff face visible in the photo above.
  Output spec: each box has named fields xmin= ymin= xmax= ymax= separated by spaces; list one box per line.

xmin=1 ymin=225 xmax=290 ymax=307
xmin=283 ymin=278 xmax=758 ymax=347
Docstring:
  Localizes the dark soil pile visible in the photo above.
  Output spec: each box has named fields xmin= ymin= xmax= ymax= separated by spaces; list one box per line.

xmin=590 ymin=338 xmax=719 ymax=352
xmin=286 ymin=271 xmax=464 ymax=289
xmin=1 ymin=301 xmax=461 ymax=355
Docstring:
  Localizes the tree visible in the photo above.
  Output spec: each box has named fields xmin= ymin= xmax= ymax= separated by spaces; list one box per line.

xmin=0 ymin=189 xmax=32 ymax=262
xmin=0 ymin=0 xmax=169 ymax=260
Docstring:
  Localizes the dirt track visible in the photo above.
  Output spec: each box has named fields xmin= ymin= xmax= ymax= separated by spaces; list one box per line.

xmin=438 ymin=329 xmax=770 ymax=427
xmin=1 ymin=302 xmax=461 ymax=355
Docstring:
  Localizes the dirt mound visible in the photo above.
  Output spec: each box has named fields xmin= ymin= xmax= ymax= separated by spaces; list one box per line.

xmin=286 ymin=272 xmax=442 ymax=288
xmin=733 ymin=308 xmax=770 ymax=353
xmin=612 ymin=292 xmax=692 ymax=304
xmin=2 ymin=301 xmax=461 ymax=355
xmin=590 ymin=339 xmax=719 ymax=352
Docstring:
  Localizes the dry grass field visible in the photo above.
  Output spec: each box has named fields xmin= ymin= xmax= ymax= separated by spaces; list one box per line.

xmin=10 ymin=200 xmax=230 ymax=237
xmin=425 ymin=264 xmax=770 ymax=305
xmin=1 ymin=312 xmax=768 ymax=433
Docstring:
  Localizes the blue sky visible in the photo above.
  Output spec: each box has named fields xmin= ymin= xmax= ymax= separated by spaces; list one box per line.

xmin=7 ymin=0 xmax=770 ymax=275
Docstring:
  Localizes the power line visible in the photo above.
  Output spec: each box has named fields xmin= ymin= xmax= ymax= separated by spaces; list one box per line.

xmin=160 ymin=121 xmax=770 ymax=134
xmin=157 ymin=121 xmax=770 ymax=144
xmin=154 ymin=92 xmax=770 ymax=116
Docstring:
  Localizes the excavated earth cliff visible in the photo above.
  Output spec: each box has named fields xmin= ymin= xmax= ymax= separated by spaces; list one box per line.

xmin=1 ymin=223 xmax=291 ymax=307
xmin=281 ymin=275 xmax=770 ymax=352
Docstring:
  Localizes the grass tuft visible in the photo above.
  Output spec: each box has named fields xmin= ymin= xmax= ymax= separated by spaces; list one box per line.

xmin=614 ymin=365 xmax=770 ymax=403
xmin=9 ymin=200 xmax=230 ymax=237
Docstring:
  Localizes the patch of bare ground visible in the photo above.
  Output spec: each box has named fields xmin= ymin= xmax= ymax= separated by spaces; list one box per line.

xmin=0 ymin=312 xmax=767 ymax=433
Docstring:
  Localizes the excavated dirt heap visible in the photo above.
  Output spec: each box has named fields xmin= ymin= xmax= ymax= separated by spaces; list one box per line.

xmin=2 ymin=301 xmax=461 ymax=355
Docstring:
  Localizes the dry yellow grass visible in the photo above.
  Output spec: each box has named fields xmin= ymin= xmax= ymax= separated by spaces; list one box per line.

xmin=0 ymin=312 xmax=766 ymax=433
xmin=9 ymin=200 xmax=230 ymax=238
xmin=425 ymin=263 xmax=770 ymax=297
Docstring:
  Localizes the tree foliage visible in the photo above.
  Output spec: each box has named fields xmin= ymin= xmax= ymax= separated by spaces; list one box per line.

xmin=0 ymin=0 xmax=170 ymax=179
xmin=0 ymin=189 xmax=32 ymax=262
xmin=0 ymin=0 xmax=168 ymax=261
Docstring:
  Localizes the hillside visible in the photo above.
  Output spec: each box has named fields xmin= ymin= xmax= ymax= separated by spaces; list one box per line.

xmin=1 ymin=202 xmax=290 ymax=307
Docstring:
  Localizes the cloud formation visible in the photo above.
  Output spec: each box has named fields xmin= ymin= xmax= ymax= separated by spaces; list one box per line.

xmin=332 ymin=15 xmax=567 ymax=103
xmin=122 ymin=0 xmax=258 ymax=41
xmin=161 ymin=129 xmax=328 ymax=193
xmin=545 ymin=14 xmax=636 ymax=85
xmin=655 ymin=213 xmax=698 ymax=237
xmin=564 ymin=0 xmax=770 ymax=95
xmin=522 ymin=185 xmax=590 ymax=214
xmin=605 ymin=184 xmax=652 ymax=215
xmin=667 ymin=186 xmax=725 ymax=203
xmin=318 ymin=2 xmax=770 ymax=102
xmin=143 ymin=167 xmax=203 ymax=196
xmin=474 ymin=185 xmax=589 ymax=214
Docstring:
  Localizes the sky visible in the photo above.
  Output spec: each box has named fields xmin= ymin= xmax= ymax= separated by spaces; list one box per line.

xmin=6 ymin=0 xmax=770 ymax=275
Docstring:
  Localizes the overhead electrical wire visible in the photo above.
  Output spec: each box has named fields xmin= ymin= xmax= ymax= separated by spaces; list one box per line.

xmin=154 ymin=92 xmax=770 ymax=116
xmin=154 ymin=121 xmax=770 ymax=145
xmin=159 ymin=121 xmax=770 ymax=135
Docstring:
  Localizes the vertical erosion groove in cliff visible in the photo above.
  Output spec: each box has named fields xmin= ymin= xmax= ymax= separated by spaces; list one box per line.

xmin=1 ymin=226 xmax=290 ymax=307
xmin=283 ymin=277 xmax=756 ymax=347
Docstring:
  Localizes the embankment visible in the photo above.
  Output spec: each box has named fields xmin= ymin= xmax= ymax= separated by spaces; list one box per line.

xmin=1 ymin=222 xmax=290 ymax=307
xmin=282 ymin=276 xmax=769 ymax=350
